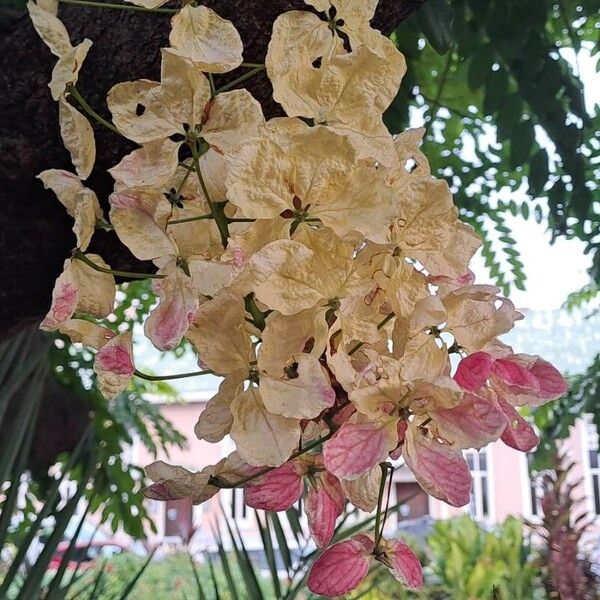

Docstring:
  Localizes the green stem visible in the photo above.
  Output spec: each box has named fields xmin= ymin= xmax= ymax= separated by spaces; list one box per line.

xmin=373 ymin=463 xmax=388 ymax=545
xmin=376 ymin=466 xmax=395 ymax=547
xmin=167 ymin=213 xmax=214 ymax=226
xmin=134 ymin=368 xmax=214 ymax=381
xmin=58 ymin=0 xmax=176 ymax=13
xmin=73 ymin=249 xmax=165 ymax=280
xmin=190 ymin=142 xmax=229 ymax=247
xmin=67 ymin=86 xmax=120 ymax=135
xmin=348 ymin=312 xmax=395 ymax=356
xmin=216 ymin=65 xmax=265 ymax=94
xmin=228 ymin=217 xmax=256 ymax=223
xmin=209 ymin=430 xmax=335 ymax=489
xmin=241 ymin=63 xmax=265 ymax=69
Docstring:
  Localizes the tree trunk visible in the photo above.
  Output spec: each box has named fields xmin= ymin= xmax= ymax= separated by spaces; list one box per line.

xmin=0 ymin=0 xmax=425 ymax=336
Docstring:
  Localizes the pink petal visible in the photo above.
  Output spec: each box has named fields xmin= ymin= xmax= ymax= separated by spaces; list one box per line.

xmin=497 ymin=396 xmax=539 ymax=452
xmin=244 ymin=462 xmax=303 ymax=511
xmin=323 ymin=420 xmax=397 ymax=480
xmin=492 ymin=358 xmax=540 ymax=391
xmin=404 ymin=426 xmax=472 ymax=507
xmin=96 ymin=339 xmax=135 ymax=376
xmin=454 ymin=352 xmax=494 ymax=391
xmin=386 ymin=539 xmax=424 ymax=589
xmin=434 ymin=391 xmax=507 ymax=449
xmin=144 ymin=271 xmax=199 ymax=351
xmin=307 ymin=539 xmax=370 ymax=597
xmin=306 ymin=485 xmax=341 ymax=548
xmin=40 ymin=267 xmax=78 ymax=331
xmin=529 ymin=358 xmax=568 ymax=399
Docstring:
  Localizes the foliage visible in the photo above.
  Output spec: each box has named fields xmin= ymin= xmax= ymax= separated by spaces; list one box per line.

xmin=425 ymin=516 xmax=541 ymax=600
xmin=388 ymin=0 xmax=599 ymax=293
xmin=528 ymin=452 xmax=600 ymax=599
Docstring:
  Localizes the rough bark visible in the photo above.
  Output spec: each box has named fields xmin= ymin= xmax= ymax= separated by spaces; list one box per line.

xmin=0 ymin=0 xmax=425 ymax=337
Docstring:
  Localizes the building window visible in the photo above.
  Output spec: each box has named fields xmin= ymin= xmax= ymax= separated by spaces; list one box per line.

xmin=585 ymin=419 xmax=600 ymax=516
xmin=465 ymin=448 xmax=490 ymax=519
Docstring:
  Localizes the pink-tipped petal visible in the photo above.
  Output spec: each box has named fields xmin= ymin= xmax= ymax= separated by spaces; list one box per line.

xmin=404 ymin=426 xmax=472 ymax=507
xmin=386 ymin=539 xmax=424 ymax=589
xmin=454 ymin=352 xmax=494 ymax=391
xmin=93 ymin=332 xmax=135 ymax=400
xmin=497 ymin=396 xmax=539 ymax=452
xmin=307 ymin=539 xmax=370 ymax=597
xmin=244 ymin=462 xmax=303 ymax=511
xmin=323 ymin=420 xmax=397 ymax=480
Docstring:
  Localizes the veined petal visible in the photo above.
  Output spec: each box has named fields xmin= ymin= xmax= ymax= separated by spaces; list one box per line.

xmin=307 ymin=538 xmax=370 ymax=597
xmin=93 ymin=332 xmax=135 ymax=400
xmin=454 ymin=352 xmax=494 ymax=391
xmin=244 ymin=462 xmax=304 ymax=511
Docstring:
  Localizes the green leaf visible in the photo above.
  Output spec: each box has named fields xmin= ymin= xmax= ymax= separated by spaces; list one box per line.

xmin=497 ymin=95 xmax=524 ymax=141
xmin=416 ymin=0 xmax=455 ymax=55
xmin=510 ymin=120 xmax=535 ymax=168
xmin=467 ymin=43 xmax=494 ymax=91
xmin=483 ymin=66 xmax=509 ymax=115
xmin=528 ymin=148 xmax=549 ymax=196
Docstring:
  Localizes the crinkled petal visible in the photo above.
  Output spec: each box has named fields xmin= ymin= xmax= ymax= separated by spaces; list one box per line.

xmin=341 ymin=465 xmax=382 ymax=512
xmin=58 ymin=99 xmax=95 ymax=180
xmin=58 ymin=319 xmax=115 ymax=349
xmin=27 ymin=0 xmax=71 ymax=57
xmin=260 ymin=354 xmax=335 ymax=419
xmin=50 ymin=39 xmax=92 ymax=100
xmin=40 ymin=260 xmax=79 ymax=330
xmin=169 ymin=5 xmax=243 ymax=73
xmin=306 ymin=478 xmax=344 ymax=548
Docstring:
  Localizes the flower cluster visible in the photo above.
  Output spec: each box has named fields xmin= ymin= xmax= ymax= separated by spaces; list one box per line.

xmin=30 ymin=0 xmax=567 ymax=596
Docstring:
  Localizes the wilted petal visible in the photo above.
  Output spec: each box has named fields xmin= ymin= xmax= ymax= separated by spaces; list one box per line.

xmin=307 ymin=539 xmax=370 ymax=597
xmin=454 ymin=352 xmax=494 ymax=391
xmin=194 ymin=374 xmax=243 ymax=443
xmin=144 ymin=460 xmax=217 ymax=504
xmin=58 ymin=99 xmax=95 ymax=180
xmin=323 ymin=418 xmax=397 ymax=480
xmin=109 ymin=138 xmax=180 ymax=189
xmin=50 ymin=39 xmax=93 ymax=100
xmin=27 ymin=0 xmax=71 ymax=57
xmin=260 ymin=354 xmax=335 ymax=419
xmin=169 ymin=5 xmax=243 ymax=73
xmin=492 ymin=357 xmax=540 ymax=391
xmin=93 ymin=332 xmax=135 ymax=400
xmin=403 ymin=425 xmax=472 ymax=507
xmin=58 ymin=319 xmax=115 ymax=349
xmin=244 ymin=462 xmax=303 ymax=511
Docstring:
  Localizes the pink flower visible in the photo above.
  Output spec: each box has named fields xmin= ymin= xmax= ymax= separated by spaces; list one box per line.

xmin=244 ymin=455 xmax=346 ymax=548
xmin=307 ymin=533 xmax=422 ymax=597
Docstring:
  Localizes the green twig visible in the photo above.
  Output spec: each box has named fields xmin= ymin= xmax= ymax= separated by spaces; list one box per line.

xmin=373 ymin=463 xmax=388 ymax=546
xmin=58 ymin=0 xmax=176 ymax=13
xmin=134 ymin=368 xmax=214 ymax=381
xmin=167 ymin=213 xmax=215 ymax=226
xmin=376 ymin=466 xmax=395 ymax=547
xmin=191 ymin=142 xmax=229 ymax=247
xmin=73 ymin=249 xmax=165 ymax=279
xmin=67 ymin=86 xmax=120 ymax=135
xmin=216 ymin=65 xmax=266 ymax=94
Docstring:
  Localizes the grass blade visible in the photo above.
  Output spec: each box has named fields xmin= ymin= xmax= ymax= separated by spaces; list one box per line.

xmin=254 ymin=510 xmax=281 ymax=599
xmin=269 ymin=513 xmax=292 ymax=576
xmin=186 ymin=550 xmax=208 ymax=600
xmin=112 ymin=548 xmax=156 ymax=600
